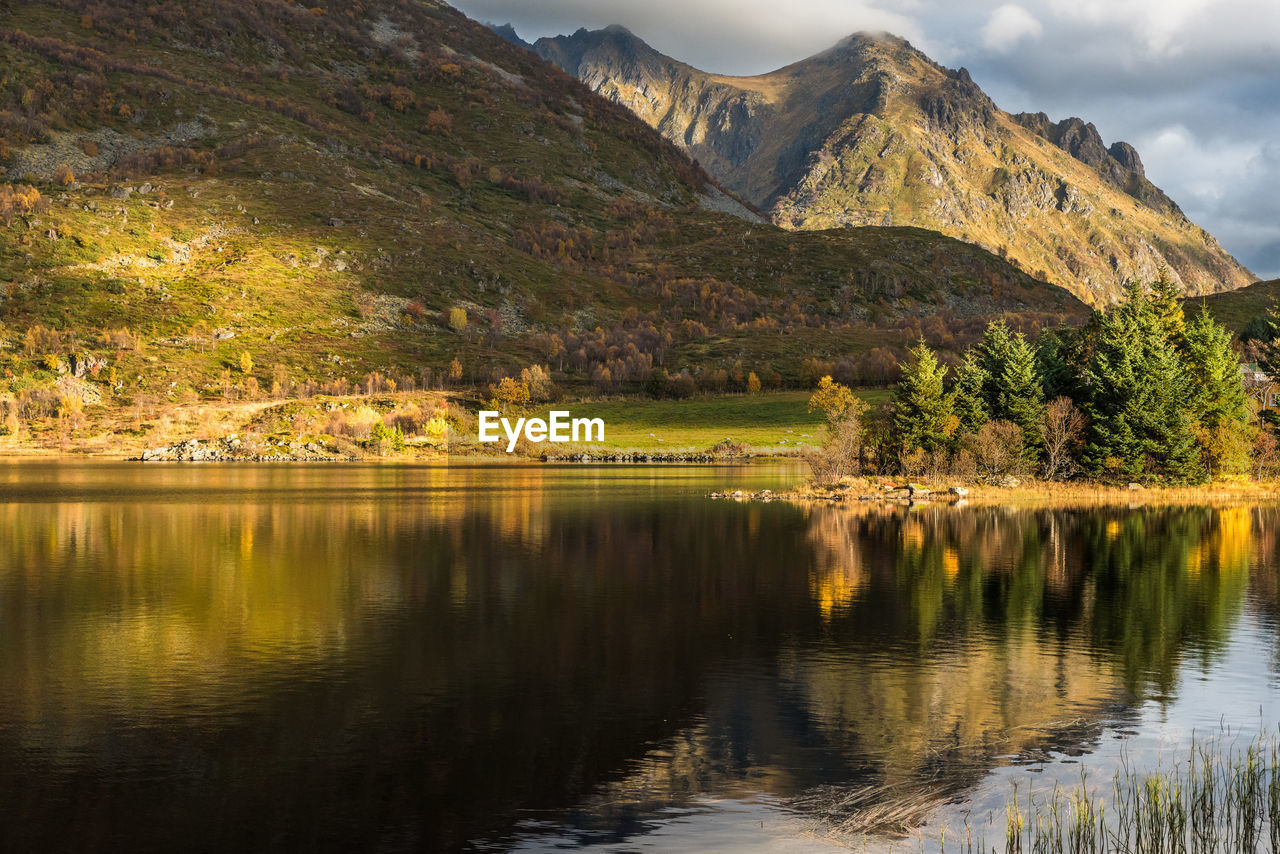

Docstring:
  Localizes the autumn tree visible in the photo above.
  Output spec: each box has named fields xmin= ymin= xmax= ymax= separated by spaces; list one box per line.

xmin=806 ymin=376 xmax=865 ymax=482
xmin=808 ymin=375 xmax=858 ymax=423
xmin=1039 ymin=397 xmax=1084 ymax=481
xmin=488 ymin=377 xmax=529 ymax=413
xmin=520 ymin=365 xmax=557 ymax=403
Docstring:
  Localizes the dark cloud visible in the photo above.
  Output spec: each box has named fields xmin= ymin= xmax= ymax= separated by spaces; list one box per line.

xmin=453 ymin=0 xmax=1280 ymax=279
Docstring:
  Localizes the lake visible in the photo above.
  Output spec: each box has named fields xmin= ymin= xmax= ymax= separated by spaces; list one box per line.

xmin=1 ymin=461 xmax=1278 ymax=851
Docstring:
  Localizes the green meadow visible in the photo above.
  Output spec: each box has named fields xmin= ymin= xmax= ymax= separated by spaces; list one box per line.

xmin=530 ymin=390 xmax=890 ymax=452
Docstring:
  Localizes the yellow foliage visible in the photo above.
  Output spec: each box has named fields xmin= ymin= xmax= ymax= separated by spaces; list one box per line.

xmin=808 ymin=375 xmax=858 ymax=423
xmin=488 ymin=377 xmax=530 ymax=412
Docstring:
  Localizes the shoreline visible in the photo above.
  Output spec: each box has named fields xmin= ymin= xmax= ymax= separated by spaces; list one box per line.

xmin=716 ymin=476 xmax=1280 ymax=508
xmin=4 ymin=447 xmax=1280 ymax=507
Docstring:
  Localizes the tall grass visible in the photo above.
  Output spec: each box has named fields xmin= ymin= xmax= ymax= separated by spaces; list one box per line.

xmin=936 ymin=730 xmax=1280 ymax=854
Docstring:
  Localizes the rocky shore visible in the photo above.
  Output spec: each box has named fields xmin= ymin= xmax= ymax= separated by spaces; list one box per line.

xmin=543 ymin=451 xmax=728 ymax=463
xmin=135 ymin=436 xmax=350 ymax=462
xmin=711 ymin=482 xmax=973 ymax=503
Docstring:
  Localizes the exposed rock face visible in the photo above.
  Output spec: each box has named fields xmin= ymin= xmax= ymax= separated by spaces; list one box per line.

xmin=537 ymin=28 xmax=1254 ymax=302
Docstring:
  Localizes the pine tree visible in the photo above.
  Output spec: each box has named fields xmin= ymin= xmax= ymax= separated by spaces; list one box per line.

xmin=1036 ymin=326 xmax=1086 ymax=402
xmin=975 ymin=320 xmax=1013 ymax=413
xmin=995 ymin=334 xmax=1045 ymax=460
xmin=950 ymin=350 xmax=989 ymax=436
xmin=892 ymin=342 xmax=955 ymax=456
xmin=1080 ymin=283 xmax=1204 ymax=483
xmin=1149 ymin=267 xmax=1185 ymax=341
xmin=1182 ymin=308 xmax=1255 ymax=477
xmin=975 ymin=320 xmax=1044 ymax=459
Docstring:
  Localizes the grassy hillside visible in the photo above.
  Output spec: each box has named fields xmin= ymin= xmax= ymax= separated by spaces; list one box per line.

xmin=0 ymin=0 xmax=1084 ymax=452
xmin=1187 ymin=279 xmax=1280 ymax=336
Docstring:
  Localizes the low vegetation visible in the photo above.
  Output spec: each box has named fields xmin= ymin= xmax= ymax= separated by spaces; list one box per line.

xmin=926 ymin=729 xmax=1280 ymax=854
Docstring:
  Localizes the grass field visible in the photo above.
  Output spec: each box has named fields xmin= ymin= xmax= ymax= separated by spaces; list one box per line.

xmin=531 ymin=390 xmax=891 ymax=452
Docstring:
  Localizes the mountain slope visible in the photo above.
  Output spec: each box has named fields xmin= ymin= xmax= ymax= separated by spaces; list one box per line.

xmin=535 ymin=28 xmax=1253 ymax=303
xmin=0 ymin=0 xmax=1086 ymax=441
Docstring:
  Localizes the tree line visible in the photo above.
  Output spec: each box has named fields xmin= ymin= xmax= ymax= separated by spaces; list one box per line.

xmin=810 ymin=275 xmax=1275 ymax=485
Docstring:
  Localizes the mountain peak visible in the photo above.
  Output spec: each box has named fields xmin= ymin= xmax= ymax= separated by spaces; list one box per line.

xmin=486 ymin=22 xmax=531 ymax=50
xmin=536 ymin=27 xmax=1252 ymax=300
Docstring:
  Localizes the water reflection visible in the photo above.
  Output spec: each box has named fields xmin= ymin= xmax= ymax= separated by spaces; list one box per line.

xmin=0 ymin=463 xmax=1277 ymax=851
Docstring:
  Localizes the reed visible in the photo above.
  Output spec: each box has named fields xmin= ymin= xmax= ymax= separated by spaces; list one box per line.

xmin=938 ymin=730 xmax=1280 ymax=854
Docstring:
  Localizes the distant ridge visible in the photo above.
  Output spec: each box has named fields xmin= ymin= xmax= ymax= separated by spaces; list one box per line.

xmin=487 ymin=22 xmax=531 ymax=50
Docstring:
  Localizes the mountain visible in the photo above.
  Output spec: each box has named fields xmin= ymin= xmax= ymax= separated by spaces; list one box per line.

xmin=0 ymin=0 xmax=1088 ymax=433
xmin=535 ymin=27 xmax=1254 ymax=303
xmin=487 ymin=22 xmax=531 ymax=50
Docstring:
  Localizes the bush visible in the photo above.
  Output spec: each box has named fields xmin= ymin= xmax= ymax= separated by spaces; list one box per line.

xmin=370 ymin=421 xmax=406 ymax=453
xmin=970 ymin=420 xmax=1026 ymax=480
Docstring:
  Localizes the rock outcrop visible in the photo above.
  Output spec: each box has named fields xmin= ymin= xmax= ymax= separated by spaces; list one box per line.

xmin=137 ymin=436 xmax=349 ymax=462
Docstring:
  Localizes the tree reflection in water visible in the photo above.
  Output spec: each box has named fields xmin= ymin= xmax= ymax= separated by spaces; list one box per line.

xmin=0 ymin=462 xmax=1275 ymax=850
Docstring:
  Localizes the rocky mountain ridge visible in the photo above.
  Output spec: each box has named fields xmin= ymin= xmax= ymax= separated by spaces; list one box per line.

xmin=534 ymin=27 xmax=1253 ymax=303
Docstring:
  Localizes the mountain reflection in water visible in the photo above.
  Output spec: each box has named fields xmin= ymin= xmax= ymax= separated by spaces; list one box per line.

xmin=0 ymin=461 xmax=1276 ymax=851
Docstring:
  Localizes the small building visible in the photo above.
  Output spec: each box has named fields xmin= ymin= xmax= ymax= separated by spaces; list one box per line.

xmin=1243 ymin=363 xmax=1278 ymax=417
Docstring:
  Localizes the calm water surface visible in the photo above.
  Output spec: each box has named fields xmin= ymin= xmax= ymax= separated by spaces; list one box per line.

xmin=1 ymin=461 xmax=1279 ymax=852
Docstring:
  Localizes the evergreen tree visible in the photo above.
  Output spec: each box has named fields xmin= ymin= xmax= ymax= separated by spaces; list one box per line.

xmin=1149 ymin=267 xmax=1186 ymax=341
xmin=892 ymin=342 xmax=955 ymax=455
xmin=1036 ymin=326 xmax=1085 ymax=402
xmin=950 ymin=351 xmax=989 ymax=436
xmin=1182 ymin=308 xmax=1255 ymax=477
xmin=1080 ymin=283 xmax=1204 ymax=483
xmin=974 ymin=320 xmax=1013 ymax=413
xmin=995 ymin=333 xmax=1045 ymax=459
xmin=975 ymin=320 xmax=1045 ymax=459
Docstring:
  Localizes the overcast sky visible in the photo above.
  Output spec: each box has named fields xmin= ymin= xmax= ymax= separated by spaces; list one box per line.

xmin=452 ymin=0 xmax=1280 ymax=280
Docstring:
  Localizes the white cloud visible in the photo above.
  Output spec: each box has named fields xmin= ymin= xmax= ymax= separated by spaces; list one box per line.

xmin=982 ymin=5 xmax=1043 ymax=52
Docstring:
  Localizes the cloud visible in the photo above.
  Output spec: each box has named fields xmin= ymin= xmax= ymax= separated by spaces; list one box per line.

xmin=982 ymin=5 xmax=1042 ymax=52
xmin=452 ymin=0 xmax=1280 ymax=278
xmin=453 ymin=0 xmax=927 ymax=74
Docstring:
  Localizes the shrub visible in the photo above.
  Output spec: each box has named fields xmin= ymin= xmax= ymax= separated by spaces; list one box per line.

xmin=370 ymin=421 xmax=406 ymax=453
xmin=970 ymin=420 xmax=1026 ymax=480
